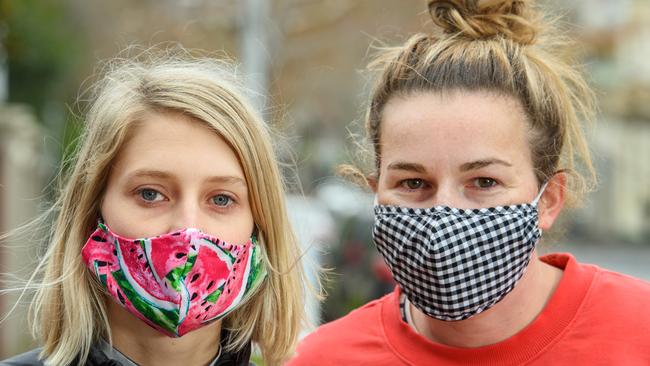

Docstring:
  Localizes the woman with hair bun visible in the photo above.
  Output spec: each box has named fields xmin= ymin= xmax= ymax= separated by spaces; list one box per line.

xmin=289 ymin=1 xmax=650 ymax=364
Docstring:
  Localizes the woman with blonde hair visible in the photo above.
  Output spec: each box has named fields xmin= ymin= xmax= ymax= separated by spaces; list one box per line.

xmin=289 ymin=0 xmax=650 ymax=365
xmin=1 ymin=49 xmax=306 ymax=366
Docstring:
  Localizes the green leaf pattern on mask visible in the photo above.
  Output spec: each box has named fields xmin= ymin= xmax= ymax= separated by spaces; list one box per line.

xmin=245 ymin=245 xmax=265 ymax=293
xmin=165 ymin=254 xmax=197 ymax=292
xmin=84 ymin=224 xmax=269 ymax=337
xmin=204 ymin=286 xmax=224 ymax=303
xmin=112 ymin=269 xmax=180 ymax=334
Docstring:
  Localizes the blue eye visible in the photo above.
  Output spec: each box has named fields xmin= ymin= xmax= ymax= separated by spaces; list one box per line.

xmin=212 ymin=194 xmax=233 ymax=207
xmin=139 ymin=188 xmax=163 ymax=202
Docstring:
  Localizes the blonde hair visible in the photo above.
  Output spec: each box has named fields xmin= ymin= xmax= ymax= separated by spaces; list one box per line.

xmin=350 ymin=0 xmax=596 ymax=205
xmin=26 ymin=49 xmax=306 ymax=366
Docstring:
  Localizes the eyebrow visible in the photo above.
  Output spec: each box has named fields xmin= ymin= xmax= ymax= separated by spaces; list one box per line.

xmin=124 ymin=169 xmax=246 ymax=186
xmin=125 ymin=169 xmax=173 ymax=181
xmin=386 ymin=162 xmax=427 ymax=173
xmin=385 ymin=159 xmax=512 ymax=174
xmin=205 ymin=176 xmax=247 ymax=186
xmin=459 ymin=158 xmax=512 ymax=172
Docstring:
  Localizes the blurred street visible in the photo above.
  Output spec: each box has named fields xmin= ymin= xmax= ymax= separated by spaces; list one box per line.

xmin=542 ymin=241 xmax=650 ymax=280
xmin=1 ymin=0 xmax=649 ymax=359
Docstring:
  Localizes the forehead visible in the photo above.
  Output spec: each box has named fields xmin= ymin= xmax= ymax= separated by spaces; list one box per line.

xmin=110 ymin=111 xmax=245 ymax=180
xmin=379 ymin=91 xmax=531 ymax=166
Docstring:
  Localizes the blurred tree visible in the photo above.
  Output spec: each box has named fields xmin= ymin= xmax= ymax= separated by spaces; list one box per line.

xmin=0 ymin=0 xmax=86 ymax=117
xmin=0 ymin=0 xmax=89 ymax=168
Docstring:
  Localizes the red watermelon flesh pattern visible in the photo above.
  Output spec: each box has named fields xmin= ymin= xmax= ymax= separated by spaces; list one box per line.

xmin=82 ymin=233 xmax=120 ymax=275
xmin=82 ymin=225 xmax=263 ymax=337
xmin=211 ymin=243 xmax=250 ymax=313
xmin=83 ymin=228 xmax=177 ymax=302
xmin=119 ymin=238 xmax=180 ymax=302
xmin=146 ymin=233 xmax=194 ymax=287
xmin=184 ymin=240 xmax=231 ymax=303
xmin=177 ymin=239 xmax=253 ymax=335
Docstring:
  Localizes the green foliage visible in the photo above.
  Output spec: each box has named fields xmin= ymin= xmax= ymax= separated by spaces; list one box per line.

xmin=250 ymin=354 xmax=265 ymax=366
xmin=1 ymin=1 xmax=86 ymax=115
xmin=60 ymin=112 xmax=84 ymax=163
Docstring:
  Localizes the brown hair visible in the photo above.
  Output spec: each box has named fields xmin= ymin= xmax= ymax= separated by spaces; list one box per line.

xmin=352 ymin=0 xmax=596 ymax=205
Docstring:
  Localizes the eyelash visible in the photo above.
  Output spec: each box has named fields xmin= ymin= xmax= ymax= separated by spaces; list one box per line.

xmin=136 ymin=188 xmax=166 ymax=204
xmin=211 ymin=193 xmax=236 ymax=208
xmin=397 ymin=177 xmax=500 ymax=191
xmin=398 ymin=179 xmax=430 ymax=191
xmin=134 ymin=188 xmax=237 ymax=209
xmin=470 ymin=177 xmax=499 ymax=190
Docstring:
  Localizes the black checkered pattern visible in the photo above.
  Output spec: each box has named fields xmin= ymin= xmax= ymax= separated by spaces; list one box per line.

xmin=373 ymin=203 xmax=541 ymax=321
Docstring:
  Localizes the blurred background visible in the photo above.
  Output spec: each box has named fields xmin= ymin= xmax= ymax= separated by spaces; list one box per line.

xmin=0 ymin=0 xmax=648 ymax=359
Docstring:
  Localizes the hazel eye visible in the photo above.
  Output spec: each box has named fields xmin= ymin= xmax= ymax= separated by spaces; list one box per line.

xmin=474 ymin=177 xmax=497 ymax=189
xmin=139 ymin=188 xmax=164 ymax=202
xmin=212 ymin=194 xmax=233 ymax=207
xmin=401 ymin=179 xmax=425 ymax=190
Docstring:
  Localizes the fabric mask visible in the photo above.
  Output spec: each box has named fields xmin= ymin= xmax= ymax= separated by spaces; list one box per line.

xmin=372 ymin=185 xmax=546 ymax=321
xmin=81 ymin=222 xmax=267 ymax=337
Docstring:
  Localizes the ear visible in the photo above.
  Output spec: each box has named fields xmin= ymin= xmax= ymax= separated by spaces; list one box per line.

xmin=367 ymin=172 xmax=378 ymax=193
xmin=538 ymin=172 xmax=566 ymax=231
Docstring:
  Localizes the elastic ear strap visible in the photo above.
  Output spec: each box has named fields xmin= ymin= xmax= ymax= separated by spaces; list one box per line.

xmin=532 ymin=182 xmax=549 ymax=206
xmin=251 ymin=226 xmax=260 ymax=242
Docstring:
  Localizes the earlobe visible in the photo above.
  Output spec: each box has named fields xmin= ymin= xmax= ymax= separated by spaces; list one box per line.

xmin=538 ymin=173 xmax=566 ymax=231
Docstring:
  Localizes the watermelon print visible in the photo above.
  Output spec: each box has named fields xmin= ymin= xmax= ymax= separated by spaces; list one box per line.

xmin=81 ymin=223 xmax=267 ymax=337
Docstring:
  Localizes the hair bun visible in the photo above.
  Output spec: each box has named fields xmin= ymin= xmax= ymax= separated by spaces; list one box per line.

xmin=428 ymin=0 xmax=539 ymax=45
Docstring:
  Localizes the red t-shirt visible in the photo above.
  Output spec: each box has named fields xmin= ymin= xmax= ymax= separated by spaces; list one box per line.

xmin=288 ymin=253 xmax=650 ymax=365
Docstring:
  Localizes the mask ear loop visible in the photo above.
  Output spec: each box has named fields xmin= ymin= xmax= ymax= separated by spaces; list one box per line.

xmin=532 ymin=181 xmax=549 ymax=207
xmin=95 ymin=216 xmax=110 ymax=234
xmin=532 ymin=181 xmax=549 ymax=237
xmin=251 ymin=226 xmax=260 ymax=243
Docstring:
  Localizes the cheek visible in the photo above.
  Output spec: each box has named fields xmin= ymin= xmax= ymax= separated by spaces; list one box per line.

xmin=99 ymin=184 xmax=122 ymax=228
xmin=204 ymin=206 xmax=256 ymax=245
xmin=376 ymin=178 xmax=417 ymax=207
xmin=99 ymin=186 xmax=141 ymax=238
xmin=99 ymin=176 xmax=162 ymax=238
xmin=375 ymin=176 xmax=395 ymax=205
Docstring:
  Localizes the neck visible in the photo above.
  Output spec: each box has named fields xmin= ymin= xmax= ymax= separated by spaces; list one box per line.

xmin=107 ymin=301 xmax=222 ymax=366
xmin=411 ymin=252 xmax=563 ymax=348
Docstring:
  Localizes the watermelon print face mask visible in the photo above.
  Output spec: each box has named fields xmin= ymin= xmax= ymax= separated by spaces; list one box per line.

xmin=81 ymin=222 xmax=267 ymax=337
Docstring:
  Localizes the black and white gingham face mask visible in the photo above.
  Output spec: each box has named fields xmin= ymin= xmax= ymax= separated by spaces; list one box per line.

xmin=372 ymin=186 xmax=546 ymax=321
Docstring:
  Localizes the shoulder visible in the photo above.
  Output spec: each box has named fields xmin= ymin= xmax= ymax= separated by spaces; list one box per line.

xmin=589 ymin=265 xmax=650 ymax=306
xmin=545 ymin=253 xmax=650 ymax=303
xmin=551 ymin=263 xmax=650 ymax=360
xmin=303 ymin=294 xmax=386 ymax=342
xmin=0 ymin=349 xmax=45 ymax=366
xmin=287 ymin=292 xmax=395 ymax=365
xmin=570 ymin=261 xmax=650 ymax=340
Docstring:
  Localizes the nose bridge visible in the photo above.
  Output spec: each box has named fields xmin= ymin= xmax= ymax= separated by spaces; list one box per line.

xmin=432 ymin=180 xmax=457 ymax=207
xmin=172 ymin=195 xmax=202 ymax=231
